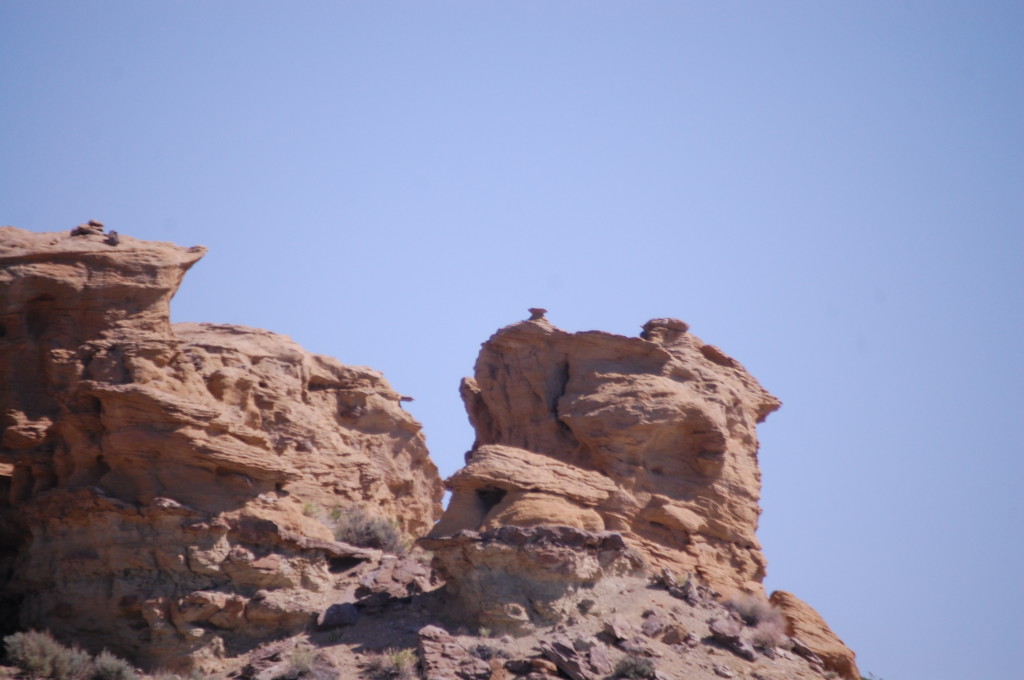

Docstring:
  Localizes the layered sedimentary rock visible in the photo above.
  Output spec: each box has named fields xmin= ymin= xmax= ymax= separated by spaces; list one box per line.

xmin=426 ymin=313 xmax=859 ymax=677
xmin=0 ymin=224 xmax=860 ymax=679
xmin=423 ymin=525 xmax=645 ymax=633
xmin=0 ymin=225 xmax=443 ymax=669
xmin=429 ymin=315 xmax=780 ymax=594
xmin=771 ymin=590 xmax=860 ymax=680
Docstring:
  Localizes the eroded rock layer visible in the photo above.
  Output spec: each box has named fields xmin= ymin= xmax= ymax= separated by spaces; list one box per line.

xmin=429 ymin=315 xmax=780 ymax=595
xmin=423 ymin=525 xmax=645 ymax=634
xmin=0 ymin=226 xmax=443 ymax=669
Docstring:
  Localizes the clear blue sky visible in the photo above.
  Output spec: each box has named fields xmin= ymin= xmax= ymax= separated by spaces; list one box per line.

xmin=2 ymin=3 xmax=1021 ymax=678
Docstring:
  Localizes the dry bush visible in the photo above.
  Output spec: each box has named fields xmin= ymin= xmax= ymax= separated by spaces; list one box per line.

xmin=727 ymin=594 xmax=789 ymax=650
xmin=363 ymin=648 xmax=416 ymax=680
xmin=330 ymin=506 xmax=406 ymax=553
xmin=272 ymin=643 xmax=335 ymax=680
xmin=749 ymin=617 xmax=788 ymax=649
xmin=3 ymin=630 xmax=94 ymax=680
xmin=147 ymin=671 xmax=181 ymax=680
xmin=728 ymin=594 xmax=785 ymax=628
xmin=612 ymin=654 xmax=656 ymax=679
xmin=288 ymin=645 xmax=317 ymax=677
xmin=92 ymin=651 xmax=139 ymax=680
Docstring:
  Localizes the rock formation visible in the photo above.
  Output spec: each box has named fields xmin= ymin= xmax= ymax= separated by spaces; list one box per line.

xmin=0 ymin=226 xmax=443 ymax=670
xmin=771 ymin=591 xmax=861 ymax=680
xmin=424 ymin=314 xmax=860 ymax=678
xmin=0 ymin=224 xmax=860 ymax=680
xmin=428 ymin=315 xmax=779 ymax=594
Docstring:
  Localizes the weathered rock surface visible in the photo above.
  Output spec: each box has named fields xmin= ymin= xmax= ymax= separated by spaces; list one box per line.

xmin=430 ymin=315 xmax=779 ymax=595
xmin=0 ymin=226 xmax=443 ymax=669
xmin=539 ymin=637 xmax=611 ymax=680
xmin=770 ymin=590 xmax=860 ymax=679
xmin=417 ymin=625 xmax=492 ymax=680
xmin=0 ymin=226 xmax=860 ymax=680
xmin=423 ymin=525 xmax=644 ymax=633
xmin=426 ymin=313 xmax=858 ymax=676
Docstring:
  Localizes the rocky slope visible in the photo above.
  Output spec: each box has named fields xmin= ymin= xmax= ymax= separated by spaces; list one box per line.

xmin=0 ymin=224 xmax=858 ymax=680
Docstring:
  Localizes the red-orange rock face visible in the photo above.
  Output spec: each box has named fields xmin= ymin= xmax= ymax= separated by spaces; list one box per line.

xmin=0 ymin=226 xmax=443 ymax=669
xmin=429 ymin=315 xmax=781 ymax=595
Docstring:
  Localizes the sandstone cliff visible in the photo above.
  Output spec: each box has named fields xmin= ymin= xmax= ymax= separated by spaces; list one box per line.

xmin=0 ymin=225 xmax=443 ymax=669
xmin=0 ymin=225 xmax=859 ymax=680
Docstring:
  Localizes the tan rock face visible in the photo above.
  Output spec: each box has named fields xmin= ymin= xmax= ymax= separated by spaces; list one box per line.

xmin=770 ymin=590 xmax=861 ymax=680
xmin=423 ymin=525 xmax=646 ymax=633
xmin=428 ymin=314 xmax=858 ymax=674
xmin=430 ymin=315 xmax=780 ymax=595
xmin=0 ymin=226 xmax=443 ymax=669
xmin=0 ymin=228 xmax=858 ymax=679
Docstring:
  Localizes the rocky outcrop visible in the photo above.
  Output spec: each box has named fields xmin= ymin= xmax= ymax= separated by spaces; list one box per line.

xmin=0 ymin=225 xmax=443 ymax=670
xmin=770 ymin=591 xmax=860 ymax=679
xmin=428 ymin=315 xmax=780 ymax=595
xmin=425 ymin=313 xmax=859 ymax=678
xmin=0 ymin=224 xmax=860 ymax=680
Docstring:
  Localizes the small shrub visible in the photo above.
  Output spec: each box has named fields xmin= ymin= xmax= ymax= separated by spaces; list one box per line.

xmin=3 ymin=630 xmax=94 ymax=680
xmin=93 ymin=650 xmax=139 ymax=680
xmin=275 ymin=644 xmax=318 ymax=680
xmin=749 ymin=617 xmax=787 ymax=649
xmin=612 ymin=654 xmax=656 ymax=679
xmin=149 ymin=672 xmax=181 ymax=680
xmin=331 ymin=506 xmax=406 ymax=553
xmin=363 ymin=648 xmax=416 ymax=680
xmin=728 ymin=594 xmax=785 ymax=628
